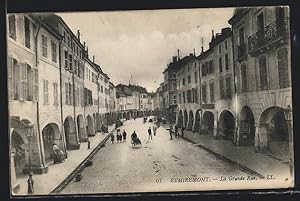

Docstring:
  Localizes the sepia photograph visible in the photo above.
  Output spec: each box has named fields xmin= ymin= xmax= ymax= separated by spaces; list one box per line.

xmin=7 ymin=6 xmax=294 ymax=196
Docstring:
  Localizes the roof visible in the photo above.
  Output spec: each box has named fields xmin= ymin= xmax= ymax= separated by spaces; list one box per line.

xmin=228 ymin=8 xmax=250 ymax=25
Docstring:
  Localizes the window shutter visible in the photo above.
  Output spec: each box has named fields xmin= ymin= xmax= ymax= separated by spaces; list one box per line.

xmin=33 ymin=69 xmax=39 ymax=101
xmin=19 ymin=63 xmax=25 ymax=101
xmin=28 ymin=67 xmax=33 ymax=101
xmin=8 ymin=57 xmax=14 ymax=100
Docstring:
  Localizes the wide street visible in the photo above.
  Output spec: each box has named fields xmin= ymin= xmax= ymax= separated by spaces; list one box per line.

xmin=61 ymin=117 xmax=251 ymax=194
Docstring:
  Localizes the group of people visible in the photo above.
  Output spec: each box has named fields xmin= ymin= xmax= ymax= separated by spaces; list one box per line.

xmin=111 ymin=129 xmax=127 ymax=144
xmin=147 ymin=123 xmax=158 ymax=140
xmin=168 ymin=124 xmax=185 ymax=140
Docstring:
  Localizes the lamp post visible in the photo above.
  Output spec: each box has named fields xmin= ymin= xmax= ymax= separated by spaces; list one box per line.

xmin=25 ymin=123 xmax=34 ymax=194
xmin=284 ymin=105 xmax=293 ymax=178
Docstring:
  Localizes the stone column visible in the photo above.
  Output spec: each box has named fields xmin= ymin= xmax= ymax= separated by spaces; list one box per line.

xmin=254 ymin=124 xmax=260 ymax=152
xmin=258 ymin=123 xmax=269 ymax=153
xmin=10 ymin=151 xmax=20 ymax=194
xmin=213 ymin=112 xmax=218 ymax=139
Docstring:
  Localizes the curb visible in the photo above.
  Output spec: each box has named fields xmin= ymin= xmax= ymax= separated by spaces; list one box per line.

xmin=182 ymin=136 xmax=266 ymax=179
xmin=50 ymin=127 xmax=116 ymax=194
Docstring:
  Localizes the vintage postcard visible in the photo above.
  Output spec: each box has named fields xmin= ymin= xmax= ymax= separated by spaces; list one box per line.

xmin=7 ymin=6 xmax=294 ymax=196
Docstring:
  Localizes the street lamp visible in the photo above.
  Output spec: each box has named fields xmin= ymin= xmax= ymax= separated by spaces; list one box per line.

xmin=284 ymin=105 xmax=293 ymax=178
xmin=25 ymin=123 xmax=34 ymax=194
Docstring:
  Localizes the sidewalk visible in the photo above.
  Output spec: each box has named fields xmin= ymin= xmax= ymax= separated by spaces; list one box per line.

xmin=182 ymin=130 xmax=292 ymax=181
xmin=14 ymin=125 xmax=116 ymax=196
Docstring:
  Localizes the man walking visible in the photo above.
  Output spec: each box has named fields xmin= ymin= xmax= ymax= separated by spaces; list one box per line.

xmin=148 ymin=127 xmax=153 ymax=140
xmin=175 ymin=125 xmax=179 ymax=138
xmin=181 ymin=126 xmax=185 ymax=138
xmin=153 ymin=124 xmax=157 ymax=136
xmin=169 ymin=124 xmax=173 ymax=140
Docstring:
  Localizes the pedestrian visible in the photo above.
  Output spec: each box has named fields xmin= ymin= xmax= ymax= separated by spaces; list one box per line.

xmin=175 ymin=125 xmax=179 ymax=138
xmin=111 ymin=134 xmax=115 ymax=144
xmin=153 ymin=124 xmax=157 ymax=136
xmin=169 ymin=124 xmax=173 ymax=140
xmin=148 ymin=127 xmax=152 ymax=140
xmin=181 ymin=126 xmax=185 ymax=138
xmin=123 ymin=130 xmax=127 ymax=142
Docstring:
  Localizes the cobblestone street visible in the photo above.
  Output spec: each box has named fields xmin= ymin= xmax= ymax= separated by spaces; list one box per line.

xmin=61 ymin=118 xmax=252 ymax=194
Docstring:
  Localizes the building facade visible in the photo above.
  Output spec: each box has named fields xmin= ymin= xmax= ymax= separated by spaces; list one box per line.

xmin=8 ymin=13 xmax=116 ymax=193
xmin=229 ymin=7 xmax=292 ymax=160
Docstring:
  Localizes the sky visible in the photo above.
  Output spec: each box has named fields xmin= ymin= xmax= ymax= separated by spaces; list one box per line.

xmin=58 ymin=8 xmax=234 ymax=92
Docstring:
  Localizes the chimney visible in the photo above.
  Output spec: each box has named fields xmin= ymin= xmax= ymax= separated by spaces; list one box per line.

xmin=172 ymin=56 xmax=177 ymax=63
xmin=93 ymin=55 xmax=95 ymax=63
xmin=211 ymin=30 xmax=215 ymax=40
xmin=84 ymin=41 xmax=86 ymax=48
xmin=77 ymin=30 xmax=80 ymax=41
xmin=193 ymin=48 xmax=196 ymax=56
xmin=177 ymin=49 xmax=180 ymax=60
xmin=189 ymin=53 xmax=193 ymax=57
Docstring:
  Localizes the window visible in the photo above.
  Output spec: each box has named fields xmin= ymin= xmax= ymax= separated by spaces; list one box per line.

xmin=53 ymin=82 xmax=58 ymax=106
xmin=183 ymin=92 xmax=186 ymax=103
xmin=92 ymin=72 xmax=95 ymax=83
xmin=65 ymin=82 xmax=69 ymax=104
xmin=202 ymin=64 xmax=206 ymax=76
xmin=69 ymin=54 xmax=73 ymax=71
xmin=202 ymin=84 xmax=207 ymax=103
xmin=259 ymin=56 xmax=268 ymax=90
xmin=220 ymin=79 xmax=224 ymax=99
xmin=19 ymin=63 xmax=28 ymax=101
xmin=209 ymin=82 xmax=215 ymax=102
xmin=51 ymin=41 xmax=57 ymax=62
xmin=193 ymin=88 xmax=198 ymax=103
xmin=24 ymin=17 xmax=31 ymax=48
xmin=74 ymin=87 xmax=79 ymax=106
xmin=74 ymin=59 xmax=77 ymax=75
xmin=68 ymin=36 xmax=70 ymax=47
xmin=8 ymin=58 xmax=14 ymax=100
xmin=209 ymin=60 xmax=214 ymax=73
xmin=225 ymin=77 xmax=231 ymax=98
xmin=182 ymin=78 xmax=185 ymax=86
xmin=219 ymin=58 xmax=222 ymax=72
xmin=42 ymin=35 xmax=48 ymax=57
xmin=219 ymin=45 xmax=222 ymax=54
xmin=9 ymin=15 xmax=16 ymax=40
xmin=239 ymin=27 xmax=245 ymax=45
xmin=173 ymin=95 xmax=176 ymax=104
xmin=33 ymin=69 xmax=38 ymax=101
xmin=177 ymin=80 xmax=180 ymax=88
xmin=43 ymin=79 xmax=49 ymax=105
xmin=187 ymin=90 xmax=192 ymax=103
xmin=188 ymin=75 xmax=191 ymax=84
xmin=225 ymin=40 xmax=228 ymax=50
xmin=101 ymin=85 xmax=103 ymax=93
xmin=257 ymin=13 xmax=264 ymax=33
xmin=225 ymin=54 xmax=229 ymax=70
xmin=173 ymin=73 xmax=176 ymax=78
xmin=194 ymin=71 xmax=198 ymax=83
xmin=241 ymin=64 xmax=248 ymax=92
xmin=277 ymin=48 xmax=289 ymax=88
xmin=64 ymin=50 xmax=68 ymax=69
xmin=178 ymin=93 xmax=181 ymax=104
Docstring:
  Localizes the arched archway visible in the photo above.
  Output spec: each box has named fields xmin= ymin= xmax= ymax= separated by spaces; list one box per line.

xmin=42 ymin=123 xmax=62 ymax=163
xmin=239 ymin=106 xmax=255 ymax=146
xmin=259 ymin=107 xmax=289 ymax=158
xmin=219 ymin=110 xmax=235 ymax=141
xmin=77 ymin=115 xmax=87 ymax=142
xmin=193 ymin=110 xmax=201 ymax=133
xmin=184 ymin=110 xmax=188 ymax=128
xmin=11 ymin=130 xmax=26 ymax=176
xmin=202 ymin=111 xmax=214 ymax=135
xmin=177 ymin=110 xmax=183 ymax=128
xmin=64 ymin=116 xmax=78 ymax=150
xmin=86 ymin=115 xmax=95 ymax=136
xmin=187 ymin=110 xmax=194 ymax=131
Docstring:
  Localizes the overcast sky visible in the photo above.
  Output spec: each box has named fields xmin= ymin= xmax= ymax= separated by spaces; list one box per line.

xmin=58 ymin=8 xmax=234 ymax=92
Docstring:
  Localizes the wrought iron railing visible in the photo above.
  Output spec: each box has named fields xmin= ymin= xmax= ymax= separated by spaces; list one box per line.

xmin=248 ymin=18 xmax=289 ymax=53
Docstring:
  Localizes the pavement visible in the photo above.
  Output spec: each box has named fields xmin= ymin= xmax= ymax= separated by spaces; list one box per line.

xmin=60 ymin=118 xmax=285 ymax=194
xmin=14 ymin=124 xmax=116 ymax=196
xmin=179 ymin=129 xmax=293 ymax=185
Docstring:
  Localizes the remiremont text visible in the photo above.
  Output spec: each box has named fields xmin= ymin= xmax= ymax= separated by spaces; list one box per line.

xmin=170 ymin=177 xmax=210 ymax=183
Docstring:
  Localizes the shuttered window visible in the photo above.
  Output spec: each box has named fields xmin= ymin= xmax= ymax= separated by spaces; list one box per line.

xmin=43 ymin=79 xmax=49 ymax=105
xmin=259 ymin=56 xmax=268 ymax=90
xmin=277 ymin=48 xmax=289 ymax=88
xmin=8 ymin=57 xmax=14 ymax=100
xmin=209 ymin=82 xmax=215 ymax=102
xmin=19 ymin=63 xmax=28 ymax=101
xmin=8 ymin=15 xmax=16 ymax=40
xmin=202 ymin=84 xmax=207 ymax=103
xmin=53 ymin=82 xmax=58 ymax=106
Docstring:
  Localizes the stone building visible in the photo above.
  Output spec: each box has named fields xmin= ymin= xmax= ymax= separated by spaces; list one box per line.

xmin=8 ymin=13 xmax=115 ymax=193
xmin=176 ymin=27 xmax=235 ymax=141
xmin=229 ymin=7 xmax=292 ymax=160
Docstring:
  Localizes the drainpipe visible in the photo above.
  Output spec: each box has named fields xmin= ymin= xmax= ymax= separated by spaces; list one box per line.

xmin=231 ymin=30 xmax=239 ymax=146
xmin=34 ymin=18 xmax=46 ymax=168
xmin=58 ymin=36 xmax=67 ymax=153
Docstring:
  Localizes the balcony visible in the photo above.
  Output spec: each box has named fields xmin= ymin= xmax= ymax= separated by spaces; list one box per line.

xmin=237 ymin=43 xmax=247 ymax=62
xmin=248 ymin=18 xmax=289 ymax=56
